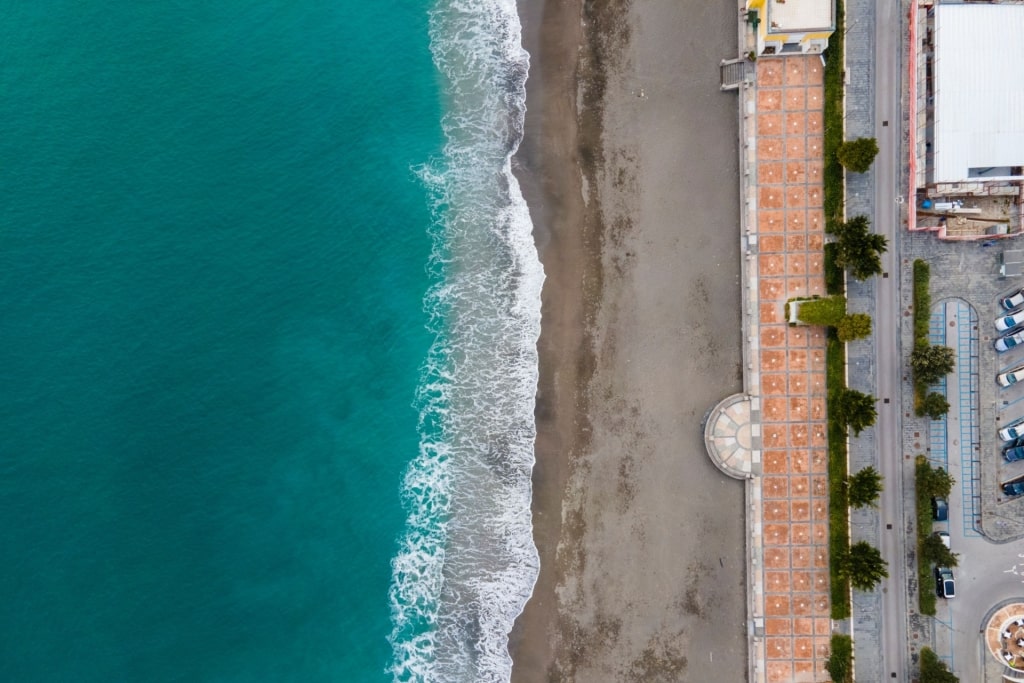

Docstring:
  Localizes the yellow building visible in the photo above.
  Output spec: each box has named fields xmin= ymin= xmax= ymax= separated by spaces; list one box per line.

xmin=746 ymin=0 xmax=834 ymax=57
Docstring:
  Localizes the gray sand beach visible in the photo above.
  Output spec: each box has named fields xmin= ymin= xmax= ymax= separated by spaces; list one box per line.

xmin=510 ymin=0 xmax=749 ymax=680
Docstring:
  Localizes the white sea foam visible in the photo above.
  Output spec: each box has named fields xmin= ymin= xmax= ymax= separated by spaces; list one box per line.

xmin=387 ymin=0 xmax=543 ymax=681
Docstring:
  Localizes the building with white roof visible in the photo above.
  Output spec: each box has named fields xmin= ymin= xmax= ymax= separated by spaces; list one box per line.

xmin=932 ymin=3 xmax=1024 ymax=184
xmin=745 ymin=0 xmax=835 ymax=57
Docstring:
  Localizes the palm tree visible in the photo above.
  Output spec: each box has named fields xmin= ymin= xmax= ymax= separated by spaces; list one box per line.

xmin=841 ymin=541 xmax=888 ymax=591
xmin=832 ymin=388 xmax=878 ymax=436
xmin=848 ymin=466 xmax=883 ymax=508
xmin=831 ymin=215 xmax=888 ymax=280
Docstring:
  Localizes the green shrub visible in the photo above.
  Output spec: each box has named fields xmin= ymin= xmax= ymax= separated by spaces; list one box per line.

xmin=827 ymin=333 xmax=850 ymax=618
xmin=913 ymin=260 xmax=931 ymax=342
xmin=824 ymin=242 xmax=844 ymax=296
xmin=822 ymin=0 xmax=845 ymax=230
xmin=919 ymin=562 xmax=936 ymax=615
xmin=915 ymin=457 xmax=936 ymax=615
xmin=797 ymin=295 xmax=847 ymax=326
xmin=912 ymin=260 xmax=938 ymax=410
xmin=825 ymin=634 xmax=854 ymax=683
xmin=836 ymin=313 xmax=872 ymax=342
xmin=822 ymin=0 xmax=850 ymax=620
xmin=918 ymin=391 xmax=951 ymax=420
xmin=836 ymin=137 xmax=880 ymax=173
xmin=915 ymin=456 xmax=956 ymax=615
xmin=919 ymin=647 xmax=959 ymax=682
xmin=911 ymin=345 xmax=956 ymax=385
xmin=921 ymin=532 xmax=958 ymax=568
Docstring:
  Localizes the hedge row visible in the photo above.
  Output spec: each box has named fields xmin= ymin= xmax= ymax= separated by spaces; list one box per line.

xmin=827 ymin=333 xmax=851 ymax=618
xmin=822 ymin=0 xmax=846 ymax=234
xmin=823 ymin=0 xmax=849 ymax=620
xmin=915 ymin=456 xmax=938 ymax=615
xmin=912 ymin=260 xmax=931 ymax=342
xmin=912 ymin=259 xmax=932 ymax=413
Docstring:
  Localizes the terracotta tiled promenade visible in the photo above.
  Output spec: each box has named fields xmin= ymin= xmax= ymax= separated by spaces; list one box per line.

xmin=707 ymin=55 xmax=832 ymax=683
xmin=753 ymin=57 xmax=832 ymax=683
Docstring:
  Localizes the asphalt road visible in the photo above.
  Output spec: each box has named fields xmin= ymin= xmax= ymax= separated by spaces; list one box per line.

xmin=871 ymin=0 xmax=908 ymax=678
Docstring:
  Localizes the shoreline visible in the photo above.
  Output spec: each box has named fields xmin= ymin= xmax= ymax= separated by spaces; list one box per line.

xmin=511 ymin=0 xmax=749 ymax=679
xmin=509 ymin=0 xmax=593 ymax=677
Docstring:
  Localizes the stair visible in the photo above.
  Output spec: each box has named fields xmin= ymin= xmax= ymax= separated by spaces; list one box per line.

xmin=720 ymin=59 xmax=752 ymax=91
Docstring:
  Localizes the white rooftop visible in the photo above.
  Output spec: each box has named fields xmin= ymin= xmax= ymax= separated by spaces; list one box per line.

xmin=933 ymin=3 xmax=1024 ymax=183
xmin=767 ymin=0 xmax=833 ymax=32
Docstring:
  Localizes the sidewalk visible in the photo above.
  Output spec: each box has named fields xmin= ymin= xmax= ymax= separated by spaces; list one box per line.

xmin=707 ymin=55 xmax=832 ymax=683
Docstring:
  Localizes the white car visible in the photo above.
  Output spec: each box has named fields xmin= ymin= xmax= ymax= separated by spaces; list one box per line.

xmin=1003 ymin=289 xmax=1024 ymax=311
xmin=1000 ymin=419 xmax=1024 ymax=442
xmin=996 ymin=330 xmax=1024 ymax=352
xmin=999 ymin=365 xmax=1024 ymax=387
xmin=997 ymin=311 xmax=1024 ymax=332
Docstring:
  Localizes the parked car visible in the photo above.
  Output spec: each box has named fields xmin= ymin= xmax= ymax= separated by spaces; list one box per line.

xmin=1003 ymin=480 xmax=1024 ymax=497
xmin=931 ymin=496 xmax=948 ymax=521
xmin=1005 ymin=445 xmax=1024 ymax=462
xmin=998 ymin=364 xmax=1024 ymax=386
xmin=1003 ymin=289 xmax=1024 ymax=311
xmin=934 ymin=530 xmax=951 ymax=549
xmin=997 ymin=311 xmax=1024 ymax=332
xmin=1000 ymin=418 xmax=1024 ymax=442
xmin=996 ymin=330 xmax=1024 ymax=352
xmin=935 ymin=566 xmax=955 ymax=598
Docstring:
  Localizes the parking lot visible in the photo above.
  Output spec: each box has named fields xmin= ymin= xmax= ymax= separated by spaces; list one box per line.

xmin=903 ymin=230 xmax=1024 ymax=680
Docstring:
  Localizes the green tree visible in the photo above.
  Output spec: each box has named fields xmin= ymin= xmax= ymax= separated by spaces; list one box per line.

xmin=911 ymin=344 xmax=956 ymax=384
xmin=917 ymin=459 xmax=956 ymax=498
xmin=921 ymin=533 xmax=959 ymax=568
xmin=848 ymin=466 xmax=883 ymax=508
xmin=836 ymin=137 xmax=880 ymax=173
xmin=824 ymin=634 xmax=854 ymax=683
xmin=840 ymin=541 xmax=889 ymax=591
xmin=919 ymin=391 xmax=951 ymax=420
xmin=831 ymin=215 xmax=888 ymax=280
xmin=919 ymin=647 xmax=959 ymax=682
xmin=832 ymin=387 xmax=878 ymax=436
xmin=836 ymin=313 xmax=872 ymax=342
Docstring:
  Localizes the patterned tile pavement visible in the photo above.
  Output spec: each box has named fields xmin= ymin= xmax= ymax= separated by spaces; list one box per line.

xmin=753 ymin=56 xmax=832 ymax=683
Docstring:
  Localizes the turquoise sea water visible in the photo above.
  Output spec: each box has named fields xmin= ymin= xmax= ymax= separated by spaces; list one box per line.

xmin=1 ymin=1 xmax=540 ymax=682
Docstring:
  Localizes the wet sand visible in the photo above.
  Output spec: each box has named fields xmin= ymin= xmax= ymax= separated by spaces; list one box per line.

xmin=510 ymin=0 xmax=749 ymax=681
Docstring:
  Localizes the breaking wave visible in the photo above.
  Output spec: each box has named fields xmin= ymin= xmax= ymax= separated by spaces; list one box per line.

xmin=387 ymin=0 xmax=543 ymax=681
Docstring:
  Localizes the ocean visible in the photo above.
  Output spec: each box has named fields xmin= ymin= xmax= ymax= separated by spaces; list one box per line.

xmin=0 ymin=1 xmax=540 ymax=682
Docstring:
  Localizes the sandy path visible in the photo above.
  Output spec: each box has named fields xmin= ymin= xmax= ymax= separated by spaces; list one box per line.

xmin=511 ymin=0 xmax=749 ymax=680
